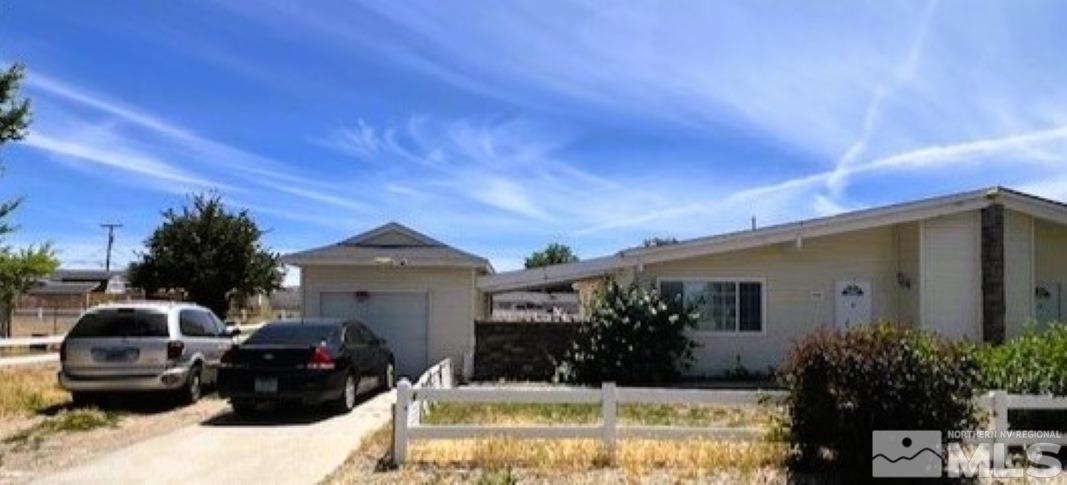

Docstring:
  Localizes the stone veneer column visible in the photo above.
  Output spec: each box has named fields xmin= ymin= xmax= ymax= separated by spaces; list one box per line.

xmin=981 ymin=204 xmax=1005 ymax=344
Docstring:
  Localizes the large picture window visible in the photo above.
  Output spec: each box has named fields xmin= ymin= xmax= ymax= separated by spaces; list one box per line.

xmin=659 ymin=279 xmax=764 ymax=333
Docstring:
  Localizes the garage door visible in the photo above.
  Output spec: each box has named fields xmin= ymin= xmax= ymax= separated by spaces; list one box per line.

xmin=320 ymin=291 xmax=428 ymax=379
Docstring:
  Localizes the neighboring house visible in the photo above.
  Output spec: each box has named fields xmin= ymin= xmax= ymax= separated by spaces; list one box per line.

xmin=282 ymin=223 xmax=492 ymax=378
xmin=491 ymin=291 xmax=580 ymax=321
xmin=287 ymin=187 xmax=1067 ymax=378
xmin=12 ymin=269 xmax=136 ymax=336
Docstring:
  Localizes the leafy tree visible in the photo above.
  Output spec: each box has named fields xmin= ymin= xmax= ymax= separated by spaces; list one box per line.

xmin=0 ymin=63 xmax=59 ymax=337
xmin=524 ymin=243 xmax=578 ymax=269
xmin=558 ymin=281 xmax=699 ymax=385
xmin=642 ymin=236 xmax=678 ymax=248
xmin=129 ymin=193 xmax=283 ymax=317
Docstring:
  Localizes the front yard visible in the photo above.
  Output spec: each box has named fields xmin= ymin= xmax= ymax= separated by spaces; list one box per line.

xmin=327 ymin=401 xmax=789 ymax=484
xmin=0 ymin=364 xmax=227 ymax=483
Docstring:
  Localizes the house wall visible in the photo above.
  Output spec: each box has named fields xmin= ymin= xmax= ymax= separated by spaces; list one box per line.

xmin=300 ymin=265 xmax=477 ymax=372
xmin=1004 ymin=210 xmax=1035 ymax=337
xmin=1035 ymin=218 xmax=1067 ymax=322
xmin=920 ymin=211 xmax=982 ymax=341
xmin=896 ymin=222 xmax=921 ymax=327
xmin=636 ymin=225 xmax=904 ymax=376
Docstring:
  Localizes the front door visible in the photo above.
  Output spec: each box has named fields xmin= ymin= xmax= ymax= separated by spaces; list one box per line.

xmin=835 ymin=280 xmax=872 ymax=329
xmin=1035 ymin=282 xmax=1061 ymax=325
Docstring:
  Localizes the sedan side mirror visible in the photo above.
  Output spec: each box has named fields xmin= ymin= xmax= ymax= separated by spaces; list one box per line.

xmin=225 ymin=327 xmax=242 ymax=337
xmin=369 ymin=337 xmax=385 ymax=347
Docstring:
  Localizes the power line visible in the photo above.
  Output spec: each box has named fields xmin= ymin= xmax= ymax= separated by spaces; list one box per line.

xmin=100 ymin=223 xmax=122 ymax=272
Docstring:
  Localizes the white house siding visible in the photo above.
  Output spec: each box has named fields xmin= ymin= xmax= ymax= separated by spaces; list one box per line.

xmin=636 ymin=225 xmax=903 ymax=376
xmin=300 ymin=265 xmax=477 ymax=373
xmin=895 ymin=222 xmax=922 ymax=327
xmin=1004 ymin=210 xmax=1035 ymax=338
xmin=920 ymin=211 xmax=982 ymax=341
xmin=1035 ymin=219 xmax=1067 ymax=322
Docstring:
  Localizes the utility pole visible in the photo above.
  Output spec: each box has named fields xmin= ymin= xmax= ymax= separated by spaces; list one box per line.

xmin=100 ymin=223 xmax=122 ymax=272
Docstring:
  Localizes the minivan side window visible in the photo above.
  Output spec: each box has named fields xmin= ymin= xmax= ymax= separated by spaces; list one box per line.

xmin=179 ymin=310 xmax=210 ymax=337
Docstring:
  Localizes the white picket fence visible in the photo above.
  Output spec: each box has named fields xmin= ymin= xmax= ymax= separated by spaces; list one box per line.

xmin=391 ymin=362 xmax=785 ymax=464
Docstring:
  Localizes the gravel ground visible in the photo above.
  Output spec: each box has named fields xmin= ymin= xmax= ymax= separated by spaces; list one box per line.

xmin=0 ymin=393 xmax=229 ymax=484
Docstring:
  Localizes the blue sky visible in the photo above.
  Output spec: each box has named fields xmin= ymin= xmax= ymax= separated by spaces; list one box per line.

xmin=3 ymin=1 xmax=1067 ymax=282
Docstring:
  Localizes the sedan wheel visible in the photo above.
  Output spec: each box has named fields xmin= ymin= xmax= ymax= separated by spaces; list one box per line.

xmin=334 ymin=373 xmax=357 ymax=413
xmin=383 ymin=363 xmax=395 ymax=390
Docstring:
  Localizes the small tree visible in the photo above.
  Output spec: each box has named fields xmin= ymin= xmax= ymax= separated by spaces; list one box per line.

xmin=129 ymin=193 xmax=283 ymax=317
xmin=559 ymin=281 xmax=699 ymax=385
xmin=524 ymin=243 xmax=578 ymax=269
xmin=0 ymin=63 xmax=59 ymax=337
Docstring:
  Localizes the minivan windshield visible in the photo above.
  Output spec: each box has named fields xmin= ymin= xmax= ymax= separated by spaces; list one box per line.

xmin=244 ymin=324 xmax=340 ymax=347
xmin=68 ymin=309 xmax=169 ymax=338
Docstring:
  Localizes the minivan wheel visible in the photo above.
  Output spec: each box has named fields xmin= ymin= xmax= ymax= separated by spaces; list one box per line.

xmin=333 ymin=373 xmax=357 ymax=413
xmin=181 ymin=366 xmax=202 ymax=404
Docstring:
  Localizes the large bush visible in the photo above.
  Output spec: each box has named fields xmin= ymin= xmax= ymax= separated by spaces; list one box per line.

xmin=558 ymin=281 xmax=698 ymax=385
xmin=976 ymin=323 xmax=1067 ymax=395
xmin=778 ymin=324 xmax=981 ymax=473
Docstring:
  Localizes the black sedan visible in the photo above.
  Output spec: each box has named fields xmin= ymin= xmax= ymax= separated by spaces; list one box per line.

xmin=217 ymin=318 xmax=394 ymax=414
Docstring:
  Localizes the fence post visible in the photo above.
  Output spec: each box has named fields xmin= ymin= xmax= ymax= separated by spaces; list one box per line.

xmin=602 ymin=382 xmax=617 ymax=463
xmin=991 ymin=391 xmax=1009 ymax=433
xmin=393 ymin=378 xmax=412 ymax=464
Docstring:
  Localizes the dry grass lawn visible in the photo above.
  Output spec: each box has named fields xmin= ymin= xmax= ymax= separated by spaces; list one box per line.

xmin=0 ymin=365 xmax=69 ymax=419
xmin=327 ymin=402 xmax=789 ymax=484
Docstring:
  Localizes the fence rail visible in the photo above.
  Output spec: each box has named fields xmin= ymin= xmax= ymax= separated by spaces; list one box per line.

xmin=392 ymin=371 xmax=784 ymax=464
xmin=973 ymin=390 xmax=1067 ymax=445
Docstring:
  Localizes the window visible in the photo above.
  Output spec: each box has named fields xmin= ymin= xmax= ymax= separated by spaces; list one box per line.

xmin=179 ymin=310 xmax=212 ymax=337
xmin=69 ymin=310 xmax=168 ymax=338
xmin=659 ymin=279 xmax=764 ymax=333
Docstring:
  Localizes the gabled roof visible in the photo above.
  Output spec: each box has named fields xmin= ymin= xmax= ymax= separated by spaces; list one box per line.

xmin=282 ymin=222 xmax=492 ymax=272
xmin=477 ymin=186 xmax=1067 ymax=293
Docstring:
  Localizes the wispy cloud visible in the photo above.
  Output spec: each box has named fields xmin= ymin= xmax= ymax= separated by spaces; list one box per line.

xmin=826 ymin=0 xmax=940 ymax=195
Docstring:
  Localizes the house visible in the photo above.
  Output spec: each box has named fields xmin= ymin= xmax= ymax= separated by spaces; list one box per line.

xmin=286 ymin=187 xmax=1067 ymax=378
xmin=491 ymin=291 xmax=581 ymax=321
xmin=10 ymin=268 xmax=136 ymax=337
xmin=282 ymin=223 xmax=492 ymax=378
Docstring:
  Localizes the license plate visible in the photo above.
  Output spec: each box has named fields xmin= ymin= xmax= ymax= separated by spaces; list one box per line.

xmin=93 ymin=348 xmax=138 ymax=362
xmin=254 ymin=377 xmax=278 ymax=394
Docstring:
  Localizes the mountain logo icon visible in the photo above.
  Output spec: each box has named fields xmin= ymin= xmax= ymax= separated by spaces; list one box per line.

xmin=872 ymin=430 xmax=943 ymax=477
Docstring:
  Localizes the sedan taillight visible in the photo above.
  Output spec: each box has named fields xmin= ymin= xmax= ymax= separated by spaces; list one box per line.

xmin=308 ymin=345 xmax=335 ymax=370
xmin=167 ymin=341 xmax=185 ymax=361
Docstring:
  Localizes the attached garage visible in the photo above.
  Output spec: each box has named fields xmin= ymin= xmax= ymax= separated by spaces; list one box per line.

xmin=283 ymin=223 xmax=491 ymax=379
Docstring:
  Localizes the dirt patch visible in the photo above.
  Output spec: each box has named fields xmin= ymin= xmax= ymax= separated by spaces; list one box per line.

xmin=0 ymin=365 xmax=229 ymax=484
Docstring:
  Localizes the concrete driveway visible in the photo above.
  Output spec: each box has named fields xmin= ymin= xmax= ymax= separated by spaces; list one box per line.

xmin=34 ymin=390 xmax=395 ymax=485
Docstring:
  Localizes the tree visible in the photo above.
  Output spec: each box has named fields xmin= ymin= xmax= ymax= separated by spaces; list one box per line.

xmin=0 ymin=63 xmax=58 ymax=337
xmin=0 ymin=63 xmax=31 ymax=239
xmin=524 ymin=243 xmax=579 ymax=269
xmin=128 ymin=193 xmax=283 ymax=317
xmin=558 ymin=281 xmax=699 ymax=385
xmin=642 ymin=236 xmax=678 ymax=248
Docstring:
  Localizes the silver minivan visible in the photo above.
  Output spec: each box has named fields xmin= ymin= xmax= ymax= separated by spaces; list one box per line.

xmin=59 ymin=301 xmax=236 ymax=404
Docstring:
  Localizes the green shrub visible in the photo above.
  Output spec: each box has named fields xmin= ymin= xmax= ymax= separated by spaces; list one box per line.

xmin=976 ymin=323 xmax=1067 ymax=395
xmin=778 ymin=324 xmax=981 ymax=473
xmin=558 ymin=281 xmax=698 ymax=385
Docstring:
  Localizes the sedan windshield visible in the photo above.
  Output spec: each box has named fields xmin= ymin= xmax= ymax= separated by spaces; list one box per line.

xmin=244 ymin=324 xmax=340 ymax=347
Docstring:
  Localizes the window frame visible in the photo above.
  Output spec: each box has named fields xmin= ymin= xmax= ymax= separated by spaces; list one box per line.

xmin=656 ymin=276 xmax=768 ymax=336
